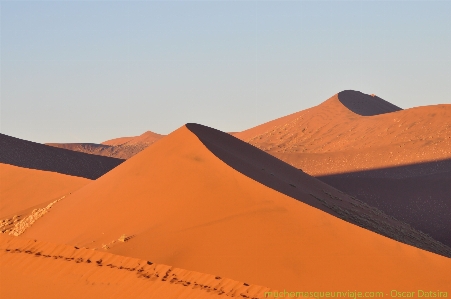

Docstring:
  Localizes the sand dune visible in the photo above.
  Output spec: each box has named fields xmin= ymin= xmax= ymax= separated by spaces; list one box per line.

xmin=234 ymin=90 xmax=451 ymax=247
xmin=0 ymin=234 xmax=276 ymax=299
xmin=1 ymin=133 xmax=123 ymax=179
xmin=235 ymin=91 xmax=450 ymax=169
xmin=22 ymin=124 xmax=451 ymax=291
xmin=101 ymin=130 xmax=164 ymax=146
xmin=0 ymin=163 xmax=90 ymax=219
xmin=47 ymin=131 xmax=165 ymax=159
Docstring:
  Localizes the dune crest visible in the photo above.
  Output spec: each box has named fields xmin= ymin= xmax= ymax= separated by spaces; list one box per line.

xmin=337 ymin=90 xmax=402 ymax=116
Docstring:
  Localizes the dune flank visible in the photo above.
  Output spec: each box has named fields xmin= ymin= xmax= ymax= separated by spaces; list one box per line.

xmin=1 ymin=133 xmax=123 ymax=179
xmin=0 ymin=163 xmax=90 ymax=220
xmin=21 ymin=124 xmax=451 ymax=291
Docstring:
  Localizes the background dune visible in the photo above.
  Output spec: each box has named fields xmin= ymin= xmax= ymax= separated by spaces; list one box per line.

xmin=47 ymin=131 xmax=165 ymax=159
xmin=21 ymin=124 xmax=451 ymax=291
xmin=234 ymin=91 xmax=451 ymax=247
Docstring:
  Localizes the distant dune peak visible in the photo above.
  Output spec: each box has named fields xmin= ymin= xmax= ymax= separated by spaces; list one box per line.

xmin=337 ymin=90 xmax=402 ymax=116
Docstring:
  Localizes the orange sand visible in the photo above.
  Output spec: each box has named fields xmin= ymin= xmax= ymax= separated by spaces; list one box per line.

xmin=0 ymin=163 xmax=90 ymax=219
xmin=0 ymin=234 xmax=276 ymax=299
xmin=102 ymin=130 xmax=164 ymax=146
xmin=235 ymin=91 xmax=451 ymax=176
xmin=22 ymin=125 xmax=451 ymax=291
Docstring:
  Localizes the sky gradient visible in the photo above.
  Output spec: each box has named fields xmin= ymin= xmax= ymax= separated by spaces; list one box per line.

xmin=1 ymin=0 xmax=450 ymax=143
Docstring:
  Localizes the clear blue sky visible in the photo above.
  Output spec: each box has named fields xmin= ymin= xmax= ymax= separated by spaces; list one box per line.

xmin=1 ymin=0 xmax=450 ymax=143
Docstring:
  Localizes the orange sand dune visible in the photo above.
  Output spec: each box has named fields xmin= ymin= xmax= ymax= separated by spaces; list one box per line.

xmin=102 ymin=130 xmax=164 ymax=146
xmin=23 ymin=124 xmax=451 ymax=291
xmin=47 ymin=131 xmax=165 ymax=159
xmin=0 ymin=234 xmax=276 ymax=299
xmin=0 ymin=163 xmax=90 ymax=219
xmin=1 ymin=133 xmax=123 ymax=179
xmin=234 ymin=90 xmax=451 ymax=247
xmin=235 ymin=91 xmax=450 ymax=172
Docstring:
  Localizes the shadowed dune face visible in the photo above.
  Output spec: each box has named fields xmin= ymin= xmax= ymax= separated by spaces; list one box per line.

xmin=0 ymin=163 xmax=90 ymax=219
xmin=337 ymin=90 xmax=402 ymax=116
xmin=21 ymin=124 xmax=451 ymax=290
xmin=317 ymin=159 xmax=451 ymax=247
xmin=0 ymin=133 xmax=124 ymax=179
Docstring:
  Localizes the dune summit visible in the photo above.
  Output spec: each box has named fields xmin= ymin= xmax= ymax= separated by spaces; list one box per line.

xmin=1 ymin=133 xmax=123 ymax=179
xmin=21 ymin=124 xmax=451 ymax=291
xmin=337 ymin=90 xmax=402 ymax=116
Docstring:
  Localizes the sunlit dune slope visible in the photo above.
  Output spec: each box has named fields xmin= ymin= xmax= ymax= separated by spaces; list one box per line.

xmin=0 ymin=235 xmax=276 ymax=299
xmin=0 ymin=163 xmax=90 ymax=219
xmin=47 ymin=131 xmax=165 ymax=159
xmin=0 ymin=133 xmax=123 ymax=179
xmin=236 ymin=91 xmax=450 ymax=172
xmin=22 ymin=124 xmax=451 ymax=290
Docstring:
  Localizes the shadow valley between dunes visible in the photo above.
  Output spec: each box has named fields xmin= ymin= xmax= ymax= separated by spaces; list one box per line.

xmin=316 ymin=158 xmax=451 ymax=248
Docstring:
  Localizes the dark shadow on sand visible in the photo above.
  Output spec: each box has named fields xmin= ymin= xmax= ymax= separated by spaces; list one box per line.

xmin=317 ymin=159 xmax=451 ymax=247
xmin=0 ymin=134 xmax=124 ymax=179
xmin=338 ymin=90 xmax=402 ymax=116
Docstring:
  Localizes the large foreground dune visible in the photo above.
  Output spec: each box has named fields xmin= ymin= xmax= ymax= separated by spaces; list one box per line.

xmin=235 ymin=91 xmax=451 ymax=247
xmin=1 ymin=133 xmax=123 ymax=179
xmin=21 ymin=124 xmax=451 ymax=291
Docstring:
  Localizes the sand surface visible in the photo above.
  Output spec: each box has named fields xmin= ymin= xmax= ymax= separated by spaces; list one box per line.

xmin=0 ymin=234 xmax=276 ymax=299
xmin=21 ymin=124 xmax=451 ymax=291
xmin=0 ymin=163 xmax=90 ymax=219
